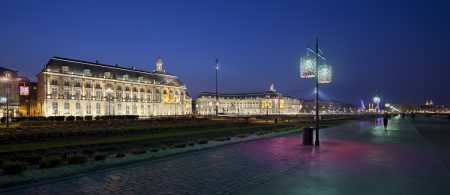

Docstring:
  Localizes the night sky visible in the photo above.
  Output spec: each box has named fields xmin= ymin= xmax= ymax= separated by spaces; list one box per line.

xmin=1 ymin=0 xmax=450 ymax=106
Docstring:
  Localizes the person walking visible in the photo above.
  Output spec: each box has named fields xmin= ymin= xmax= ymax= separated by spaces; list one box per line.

xmin=382 ymin=112 xmax=389 ymax=131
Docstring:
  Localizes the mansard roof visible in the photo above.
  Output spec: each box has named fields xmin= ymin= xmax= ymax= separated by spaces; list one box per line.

xmin=42 ymin=57 xmax=184 ymax=87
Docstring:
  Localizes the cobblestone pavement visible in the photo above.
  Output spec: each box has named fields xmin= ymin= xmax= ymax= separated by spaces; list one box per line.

xmin=5 ymin=117 xmax=448 ymax=195
xmin=1 ymin=128 xmax=333 ymax=194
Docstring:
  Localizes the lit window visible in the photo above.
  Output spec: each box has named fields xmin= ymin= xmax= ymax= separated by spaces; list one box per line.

xmin=64 ymin=102 xmax=70 ymax=114
xmin=52 ymin=102 xmax=58 ymax=115
xmin=84 ymin=69 xmax=91 ymax=76
xmin=51 ymin=87 xmax=58 ymax=98
xmin=76 ymin=102 xmax=81 ymax=114
xmin=118 ymin=103 xmax=122 ymax=114
xmin=96 ymin=103 xmax=101 ymax=115
xmin=64 ymin=88 xmax=70 ymax=98
xmin=86 ymin=103 xmax=92 ymax=115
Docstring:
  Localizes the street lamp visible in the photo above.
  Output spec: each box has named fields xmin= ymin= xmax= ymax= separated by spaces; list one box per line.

xmin=215 ymin=59 xmax=219 ymax=116
xmin=299 ymin=38 xmax=332 ymax=146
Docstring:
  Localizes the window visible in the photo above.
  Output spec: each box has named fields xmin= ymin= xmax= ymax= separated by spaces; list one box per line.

xmin=117 ymin=85 xmax=122 ymax=90
xmin=5 ymin=72 xmax=11 ymax=77
xmin=126 ymin=104 xmax=130 ymax=114
xmin=96 ymin=103 xmax=101 ymax=115
xmin=76 ymin=102 xmax=81 ymax=114
xmin=85 ymin=81 xmax=91 ymax=88
xmin=75 ymin=80 xmax=81 ymax=87
xmin=50 ymin=79 xmax=58 ymax=85
xmin=96 ymin=90 xmax=101 ymax=99
xmin=64 ymin=88 xmax=70 ymax=99
xmin=95 ymin=83 xmax=101 ymax=89
xmin=64 ymin=102 xmax=70 ymax=114
xmin=148 ymin=105 xmax=151 ymax=115
xmin=133 ymin=93 xmax=137 ymax=102
xmin=84 ymin=69 xmax=91 ymax=76
xmin=104 ymin=72 xmax=111 ymax=78
xmin=63 ymin=79 xmax=70 ymax=86
xmin=52 ymin=102 xmax=58 ymax=115
xmin=123 ymin=75 xmax=129 ymax=80
xmin=62 ymin=66 xmax=69 ymax=73
xmin=51 ymin=87 xmax=58 ymax=98
xmin=86 ymin=103 xmax=92 ymax=115
xmin=141 ymin=105 xmax=144 ymax=114
xmin=125 ymin=93 xmax=130 ymax=102
xmin=118 ymin=103 xmax=122 ymax=114
xmin=75 ymin=89 xmax=81 ymax=99
xmin=86 ymin=89 xmax=91 ymax=99
xmin=140 ymin=93 xmax=144 ymax=102
xmin=117 ymin=92 xmax=122 ymax=101
xmin=132 ymin=104 xmax=137 ymax=114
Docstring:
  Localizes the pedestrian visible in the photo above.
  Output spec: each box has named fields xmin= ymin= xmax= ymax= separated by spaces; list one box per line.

xmin=382 ymin=112 xmax=389 ymax=131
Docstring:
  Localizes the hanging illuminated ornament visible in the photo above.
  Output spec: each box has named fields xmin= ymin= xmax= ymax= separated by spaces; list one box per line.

xmin=318 ymin=64 xmax=332 ymax=83
xmin=300 ymin=56 xmax=316 ymax=78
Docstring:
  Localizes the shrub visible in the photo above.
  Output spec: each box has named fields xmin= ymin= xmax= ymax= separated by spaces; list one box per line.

xmin=255 ymin=131 xmax=268 ymax=136
xmin=149 ymin=148 xmax=159 ymax=152
xmin=131 ymin=149 xmax=146 ymax=155
xmin=93 ymin=152 xmax=107 ymax=161
xmin=116 ymin=153 xmax=126 ymax=158
xmin=66 ymin=116 xmax=75 ymax=121
xmin=67 ymin=153 xmax=87 ymax=164
xmin=82 ymin=149 xmax=95 ymax=156
xmin=48 ymin=116 xmax=65 ymax=121
xmin=174 ymin=143 xmax=186 ymax=148
xmin=214 ymin=137 xmax=231 ymax=141
xmin=2 ymin=161 xmax=28 ymax=175
xmin=40 ymin=156 xmax=63 ymax=169
xmin=76 ymin=116 xmax=84 ymax=121
xmin=94 ymin=116 xmax=101 ymax=121
xmin=160 ymin=144 xmax=168 ymax=150
xmin=187 ymin=142 xmax=195 ymax=146
xmin=84 ymin=116 xmax=93 ymax=121
xmin=236 ymin=134 xmax=248 ymax=138
xmin=197 ymin=139 xmax=208 ymax=145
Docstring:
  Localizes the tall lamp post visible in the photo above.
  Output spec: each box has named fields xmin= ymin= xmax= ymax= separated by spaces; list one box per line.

xmin=300 ymin=38 xmax=332 ymax=146
xmin=215 ymin=59 xmax=219 ymax=116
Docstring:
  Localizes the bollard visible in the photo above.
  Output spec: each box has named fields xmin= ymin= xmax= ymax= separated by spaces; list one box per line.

xmin=303 ymin=127 xmax=314 ymax=145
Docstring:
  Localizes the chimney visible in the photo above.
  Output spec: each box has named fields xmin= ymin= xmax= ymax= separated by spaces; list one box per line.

xmin=95 ymin=60 xmax=99 ymax=64
xmin=115 ymin=64 xmax=119 ymax=67
xmin=131 ymin=66 xmax=136 ymax=70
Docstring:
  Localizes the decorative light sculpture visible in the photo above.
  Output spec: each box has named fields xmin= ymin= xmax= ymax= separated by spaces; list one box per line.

xmin=373 ymin=96 xmax=380 ymax=104
xmin=300 ymin=56 xmax=316 ymax=78
xmin=373 ymin=96 xmax=381 ymax=110
xmin=318 ymin=64 xmax=332 ymax=83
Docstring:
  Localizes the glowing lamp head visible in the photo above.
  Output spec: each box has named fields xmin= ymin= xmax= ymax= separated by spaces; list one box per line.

xmin=300 ymin=56 xmax=316 ymax=78
xmin=385 ymin=103 xmax=391 ymax=108
xmin=373 ymin=96 xmax=381 ymax=104
xmin=318 ymin=64 xmax=332 ymax=84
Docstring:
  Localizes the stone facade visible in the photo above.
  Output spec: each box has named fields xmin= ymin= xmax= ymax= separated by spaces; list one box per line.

xmin=195 ymin=84 xmax=302 ymax=116
xmin=36 ymin=57 xmax=192 ymax=117
xmin=0 ymin=67 xmax=21 ymax=118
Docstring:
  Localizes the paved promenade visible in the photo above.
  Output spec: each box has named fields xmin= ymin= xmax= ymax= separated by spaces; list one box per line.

xmin=2 ymin=117 xmax=450 ymax=194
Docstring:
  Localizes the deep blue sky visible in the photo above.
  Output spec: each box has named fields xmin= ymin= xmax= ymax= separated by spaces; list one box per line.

xmin=1 ymin=0 xmax=450 ymax=106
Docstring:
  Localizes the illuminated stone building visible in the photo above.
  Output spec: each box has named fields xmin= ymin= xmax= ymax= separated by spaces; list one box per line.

xmin=195 ymin=84 xmax=302 ymax=116
xmin=36 ymin=57 xmax=192 ymax=117
xmin=0 ymin=66 xmax=20 ymax=118
xmin=302 ymin=100 xmax=357 ymax=114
